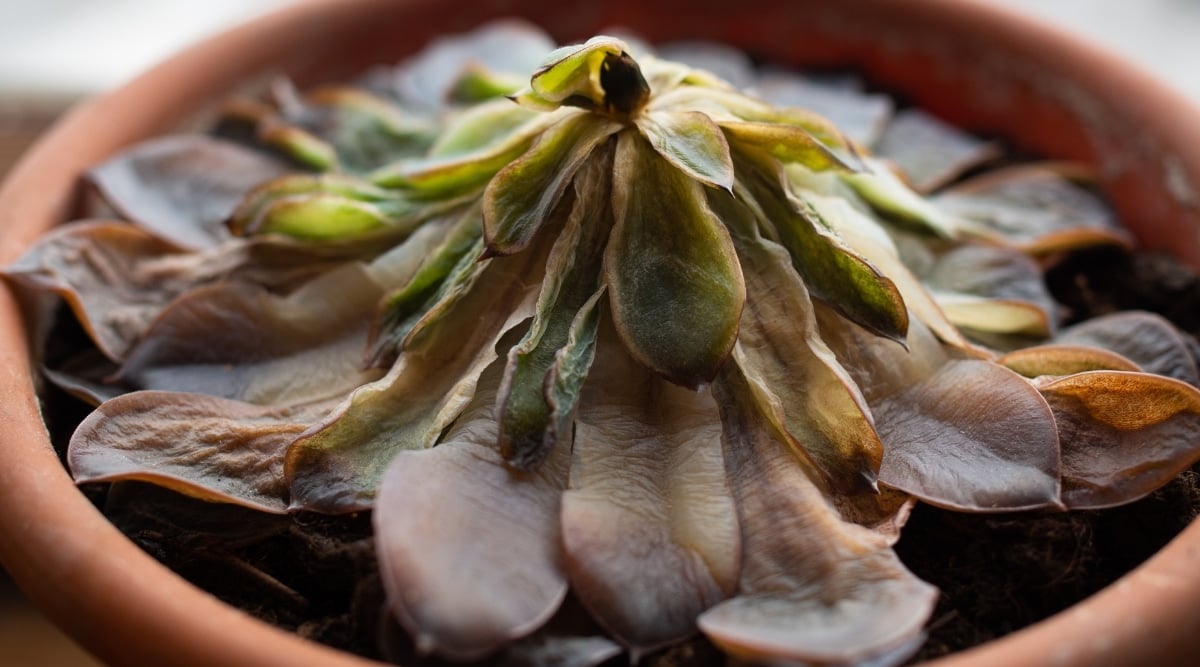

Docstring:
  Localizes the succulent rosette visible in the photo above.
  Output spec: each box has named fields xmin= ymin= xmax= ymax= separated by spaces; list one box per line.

xmin=8 ymin=20 xmax=1200 ymax=667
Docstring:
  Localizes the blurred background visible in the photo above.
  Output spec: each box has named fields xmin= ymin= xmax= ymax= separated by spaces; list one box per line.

xmin=0 ymin=0 xmax=1197 ymax=664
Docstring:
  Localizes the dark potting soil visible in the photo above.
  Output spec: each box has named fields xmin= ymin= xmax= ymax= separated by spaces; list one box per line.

xmin=39 ymin=244 xmax=1200 ymax=666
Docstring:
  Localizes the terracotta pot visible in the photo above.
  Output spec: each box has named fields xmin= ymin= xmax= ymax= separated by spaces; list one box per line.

xmin=2 ymin=0 xmax=1199 ymax=665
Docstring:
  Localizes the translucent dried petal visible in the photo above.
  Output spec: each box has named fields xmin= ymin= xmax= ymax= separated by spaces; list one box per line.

xmin=699 ymin=368 xmax=936 ymax=666
xmin=606 ymin=131 xmax=744 ymax=388
xmin=935 ymin=163 xmax=1132 ymax=254
xmin=117 ymin=263 xmax=388 ymax=407
xmin=1043 ymin=371 xmax=1200 ymax=509
xmin=563 ymin=328 xmax=740 ymax=654
xmin=1000 ymin=344 xmax=1142 ymax=378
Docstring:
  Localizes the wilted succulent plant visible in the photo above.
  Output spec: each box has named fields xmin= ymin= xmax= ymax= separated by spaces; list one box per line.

xmin=8 ymin=20 xmax=1200 ymax=667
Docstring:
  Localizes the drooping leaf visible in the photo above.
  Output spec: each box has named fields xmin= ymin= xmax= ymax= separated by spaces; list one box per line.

xmin=375 ymin=355 xmax=569 ymax=660
xmin=934 ymin=163 xmax=1132 ymax=254
xmin=1042 ymin=371 xmax=1200 ymax=509
xmin=116 ymin=263 xmax=387 ymax=407
xmin=4 ymin=221 xmax=227 ymax=361
xmin=606 ymin=131 xmax=745 ymax=388
xmin=843 ymin=158 xmax=959 ymax=238
xmin=652 ymin=86 xmax=850 ymax=151
xmin=636 ymin=110 xmax=734 ymax=189
xmin=369 ymin=206 xmax=484 ymax=366
xmin=483 ymin=113 xmax=620 ymax=256
xmin=258 ymin=123 xmax=339 ymax=170
xmin=562 ymin=324 xmax=740 ymax=654
xmin=817 ymin=306 xmax=1063 ymax=511
xmin=872 ymin=108 xmax=1002 ymax=192
xmin=751 ymin=70 xmax=893 ymax=146
xmin=720 ymin=119 xmax=855 ymax=174
xmin=87 ymin=135 xmax=292 ymax=250
xmin=69 ymin=392 xmax=332 ymax=513
xmin=699 ymin=366 xmax=936 ymax=666
xmin=498 ymin=154 xmax=612 ymax=469
xmin=734 ymin=148 xmax=908 ymax=343
xmin=804 ymin=192 xmax=968 ymax=348
xmin=932 ymin=293 xmax=1052 ymax=337
xmin=710 ymin=188 xmax=882 ymax=493
xmin=1056 ymin=311 xmax=1200 ymax=386
xmin=285 ymin=238 xmax=550 ymax=512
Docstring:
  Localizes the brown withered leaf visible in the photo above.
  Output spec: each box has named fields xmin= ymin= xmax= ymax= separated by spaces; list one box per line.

xmin=699 ymin=367 xmax=935 ymax=666
xmin=1043 ymin=371 xmax=1200 ymax=509
xmin=562 ymin=323 xmax=740 ymax=655
xmin=69 ymin=392 xmax=334 ymax=513
xmin=88 ymin=135 xmax=292 ymax=250
xmin=1056 ymin=311 xmax=1200 ymax=386
xmin=375 ymin=356 xmax=569 ymax=660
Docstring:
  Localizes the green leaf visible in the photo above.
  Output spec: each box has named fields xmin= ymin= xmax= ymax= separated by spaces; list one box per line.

xmin=650 ymin=86 xmax=850 ymax=150
xmin=369 ymin=206 xmax=484 ymax=366
xmin=228 ymin=172 xmax=423 ymax=240
xmin=843 ymin=158 xmax=959 ymax=238
xmin=259 ymin=124 xmax=339 ymax=171
xmin=447 ymin=64 xmax=528 ymax=103
xmin=562 ymin=323 xmax=739 ymax=652
xmin=427 ymin=99 xmax=538 ymax=157
xmin=299 ymin=86 xmax=437 ymax=172
xmin=483 ymin=113 xmax=620 ymax=256
xmin=371 ymin=109 xmax=567 ymax=197
xmin=1043 ymin=371 xmax=1200 ymax=509
xmin=636 ymin=110 xmax=735 ymax=189
xmin=606 ymin=131 xmax=745 ymax=388
xmin=719 ymin=119 xmax=854 ymax=173
xmin=700 ymin=365 xmax=936 ymax=666
xmin=285 ymin=239 xmax=550 ymax=512
xmin=710 ymin=189 xmax=882 ymax=493
xmin=734 ymin=148 xmax=908 ymax=343
xmin=496 ymin=153 xmax=612 ymax=469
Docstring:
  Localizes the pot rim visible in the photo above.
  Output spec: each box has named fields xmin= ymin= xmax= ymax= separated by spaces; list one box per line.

xmin=2 ymin=1 xmax=1199 ymax=665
